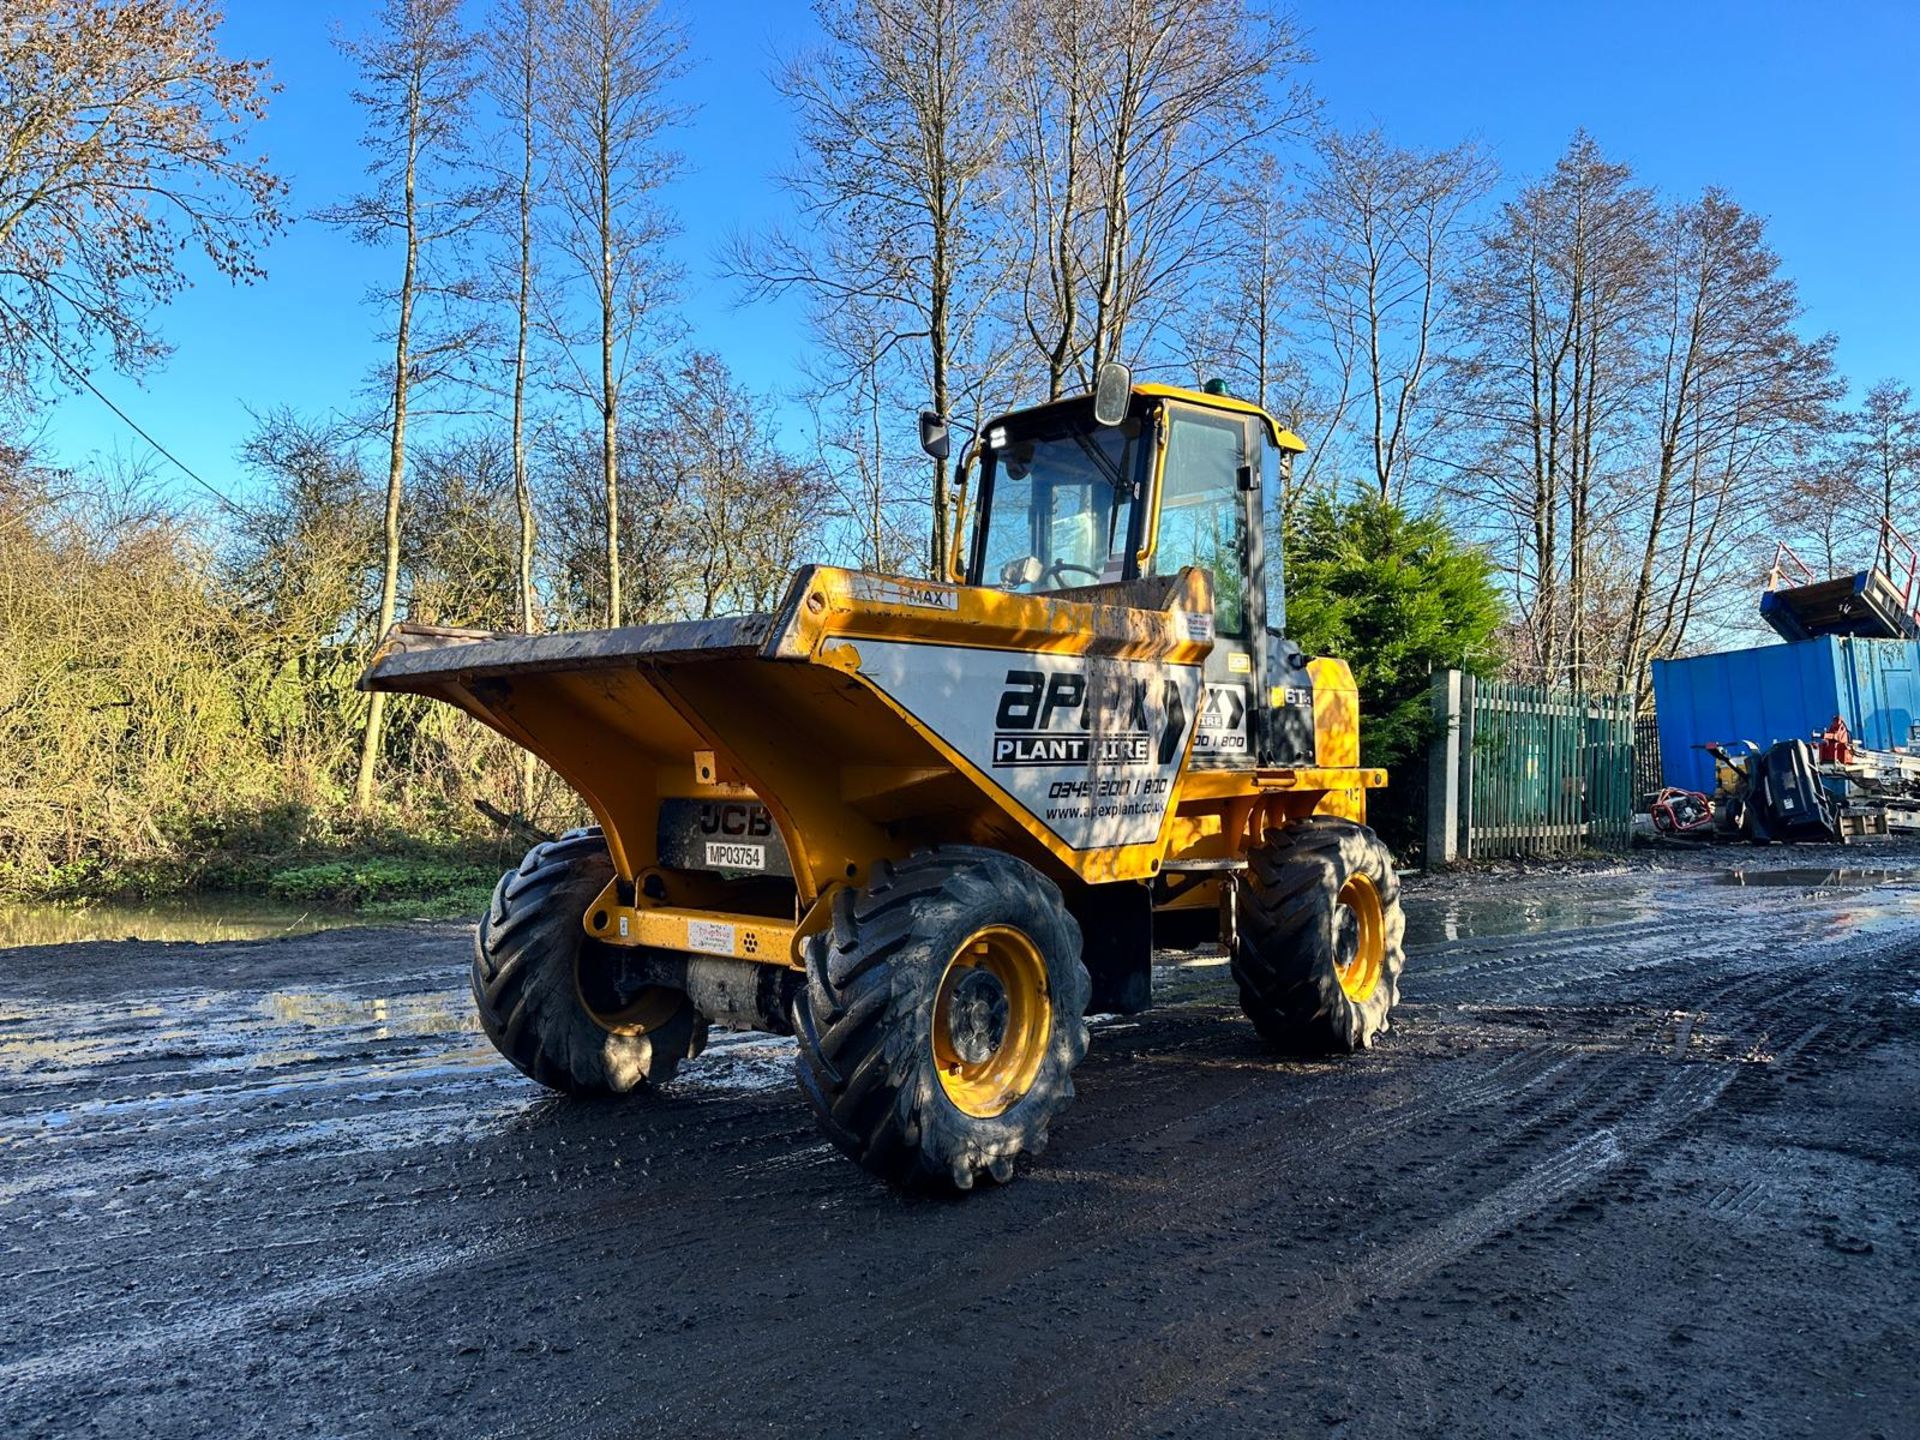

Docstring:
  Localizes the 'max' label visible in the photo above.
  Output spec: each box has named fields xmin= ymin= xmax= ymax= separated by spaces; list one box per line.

xmin=849 ymin=574 xmax=960 ymax=610
xmin=853 ymin=639 xmax=1202 ymax=851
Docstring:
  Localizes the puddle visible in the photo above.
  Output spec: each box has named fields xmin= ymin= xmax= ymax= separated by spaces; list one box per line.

xmin=0 ymin=897 xmax=361 ymax=949
xmin=1713 ymin=868 xmax=1920 ymax=890
xmin=264 ymin=990 xmax=474 ymax=1036
xmin=1401 ymin=894 xmax=1657 ymax=949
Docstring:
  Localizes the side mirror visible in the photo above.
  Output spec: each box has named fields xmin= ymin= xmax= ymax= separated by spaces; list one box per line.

xmin=1000 ymin=554 xmax=1045 ymax=589
xmin=918 ymin=409 xmax=951 ymax=461
xmin=1092 ymin=360 xmax=1132 ymax=427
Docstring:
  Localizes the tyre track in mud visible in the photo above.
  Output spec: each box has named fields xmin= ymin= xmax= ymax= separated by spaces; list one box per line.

xmin=0 ymin=934 xmax=1830 ymax=1369
xmin=1 ymin=876 xmax=1915 ymax=1438
xmin=1012 ymin=990 xmax=1851 ymax=1435
xmin=505 ymin=904 xmax=1899 ymax=1438
xmin=732 ymin=939 xmax=1880 ymax=1435
xmin=531 ymin=1047 xmax=1598 ymax=1440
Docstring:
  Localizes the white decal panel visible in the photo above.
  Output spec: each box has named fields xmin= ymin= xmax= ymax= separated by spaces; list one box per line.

xmin=1195 ymin=683 xmax=1250 ymax=757
xmin=852 ymin=639 xmax=1203 ymax=851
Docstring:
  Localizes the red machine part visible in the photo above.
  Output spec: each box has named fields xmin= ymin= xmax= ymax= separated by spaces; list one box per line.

xmin=1651 ymin=787 xmax=1715 ymax=836
xmin=1816 ymin=714 xmax=1855 ymax=766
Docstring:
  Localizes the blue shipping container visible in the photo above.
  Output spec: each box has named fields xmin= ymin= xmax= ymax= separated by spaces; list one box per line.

xmin=1650 ymin=636 xmax=1920 ymax=794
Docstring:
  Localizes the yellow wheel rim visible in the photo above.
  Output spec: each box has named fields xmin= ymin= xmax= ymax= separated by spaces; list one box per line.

xmin=1334 ymin=872 xmax=1386 ymax=1003
xmin=575 ymin=954 xmax=681 ymax=1036
xmin=931 ymin=926 xmax=1052 ymax=1118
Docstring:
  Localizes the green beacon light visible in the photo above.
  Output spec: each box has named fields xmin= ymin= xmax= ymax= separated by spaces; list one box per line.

xmin=1202 ymin=377 xmax=1230 ymax=396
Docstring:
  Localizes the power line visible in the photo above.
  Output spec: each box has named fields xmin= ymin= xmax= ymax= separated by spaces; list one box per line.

xmin=0 ymin=297 xmax=252 ymax=518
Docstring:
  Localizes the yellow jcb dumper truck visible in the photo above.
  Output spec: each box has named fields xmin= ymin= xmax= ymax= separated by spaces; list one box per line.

xmin=361 ymin=364 xmax=1407 ymax=1191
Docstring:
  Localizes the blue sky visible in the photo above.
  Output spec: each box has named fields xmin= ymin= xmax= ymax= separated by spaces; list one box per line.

xmin=32 ymin=0 xmax=1920 ymax=506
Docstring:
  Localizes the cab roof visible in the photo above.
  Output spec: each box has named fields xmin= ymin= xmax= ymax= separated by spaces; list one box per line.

xmin=1133 ymin=382 xmax=1307 ymax=452
xmin=983 ymin=381 xmax=1306 ymax=454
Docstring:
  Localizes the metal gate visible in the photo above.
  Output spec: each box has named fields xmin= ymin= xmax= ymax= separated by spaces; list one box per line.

xmin=1427 ymin=673 xmax=1636 ymax=861
xmin=1633 ymin=714 xmax=1662 ymax=810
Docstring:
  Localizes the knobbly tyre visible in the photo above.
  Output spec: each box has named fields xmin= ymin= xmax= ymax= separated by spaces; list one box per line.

xmin=360 ymin=363 xmax=1407 ymax=1192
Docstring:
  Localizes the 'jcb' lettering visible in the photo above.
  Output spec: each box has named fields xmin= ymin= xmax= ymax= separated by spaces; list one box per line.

xmin=699 ymin=804 xmax=771 ymax=838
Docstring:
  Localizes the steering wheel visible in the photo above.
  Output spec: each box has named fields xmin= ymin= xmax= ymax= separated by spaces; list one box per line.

xmin=1047 ymin=560 xmax=1103 ymax=586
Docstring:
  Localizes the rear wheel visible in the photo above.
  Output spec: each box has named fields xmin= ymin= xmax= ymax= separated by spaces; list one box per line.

xmin=1232 ymin=818 xmax=1406 ymax=1053
xmin=792 ymin=848 xmax=1090 ymax=1191
xmin=473 ymin=829 xmax=706 ymax=1094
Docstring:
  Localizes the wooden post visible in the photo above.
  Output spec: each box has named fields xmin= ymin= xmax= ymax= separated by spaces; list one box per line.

xmin=1427 ymin=669 xmax=1462 ymax=867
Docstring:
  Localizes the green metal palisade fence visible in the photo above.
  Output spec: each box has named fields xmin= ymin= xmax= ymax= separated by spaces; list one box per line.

xmin=1427 ymin=672 xmax=1637 ymax=861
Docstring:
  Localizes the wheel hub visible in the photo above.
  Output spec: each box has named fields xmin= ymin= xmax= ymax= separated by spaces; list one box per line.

xmin=1334 ymin=908 xmax=1360 ymax=965
xmin=930 ymin=925 xmax=1052 ymax=1118
xmin=945 ymin=967 xmax=1010 ymax=1065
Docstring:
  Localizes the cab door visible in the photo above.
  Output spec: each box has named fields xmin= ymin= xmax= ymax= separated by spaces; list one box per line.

xmin=1144 ymin=401 xmax=1266 ymax=769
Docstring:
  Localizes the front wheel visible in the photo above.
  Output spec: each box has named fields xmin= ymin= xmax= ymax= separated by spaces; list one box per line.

xmin=473 ymin=829 xmax=706 ymax=1094
xmin=792 ymin=848 xmax=1090 ymax=1191
xmin=1232 ymin=818 xmax=1407 ymax=1053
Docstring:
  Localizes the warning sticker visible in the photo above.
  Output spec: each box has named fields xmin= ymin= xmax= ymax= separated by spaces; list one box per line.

xmin=685 ymin=919 xmax=737 ymax=956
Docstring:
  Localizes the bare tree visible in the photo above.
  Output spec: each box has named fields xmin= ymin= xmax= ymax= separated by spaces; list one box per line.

xmin=0 ymin=0 xmax=283 ymax=411
xmin=1177 ymin=151 xmax=1330 ymax=526
xmin=1449 ymin=138 xmax=1842 ymax=690
xmin=230 ymin=408 xmax=382 ymax=771
xmin=1777 ymin=429 xmax=1870 ymax=578
xmin=482 ymin=0 xmax=548 ymax=815
xmin=1005 ymin=0 xmax=1099 ymax=400
xmin=1613 ymin=191 xmax=1839 ymax=689
xmin=1085 ymin=1 xmax=1309 ymax=376
xmin=540 ymin=0 xmax=687 ymax=624
xmin=1451 ymin=134 xmax=1657 ymax=686
xmin=406 ymin=429 xmax=521 ymax=627
xmin=1852 ymin=379 xmax=1920 ymax=550
xmin=322 ymin=0 xmax=491 ymax=814
xmin=483 ymin=0 xmax=546 ymax=642
xmin=732 ymin=0 xmax=1008 ymax=578
xmin=1179 ymin=153 xmax=1292 ymax=402
xmin=1008 ymin=0 xmax=1309 ymax=394
xmin=806 ymin=307 xmax=925 ymax=576
xmin=1780 ymin=382 xmax=1920 ymax=580
xmin=654 ymin=353 xmax=827 ymax=617
xmin=1304 ymin=127 xmax=1493 ymax=502
xmin=533 ymin=353 xmax=824 ymax=623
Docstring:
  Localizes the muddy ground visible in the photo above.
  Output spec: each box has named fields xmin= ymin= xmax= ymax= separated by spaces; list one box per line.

xmin=2 ymin=846 xmax=1916 ymax=1438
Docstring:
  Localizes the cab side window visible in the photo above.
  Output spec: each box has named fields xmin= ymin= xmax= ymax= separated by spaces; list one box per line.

xmin=1262 ymin=430 xmax=1286 ymax=634
xmin=1149 ymin=407 xmax=1249 ymax=637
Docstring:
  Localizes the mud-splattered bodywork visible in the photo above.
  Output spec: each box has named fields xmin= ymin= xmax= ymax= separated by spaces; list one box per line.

xmin=361 ymin=563 xmax=1381 ymax=994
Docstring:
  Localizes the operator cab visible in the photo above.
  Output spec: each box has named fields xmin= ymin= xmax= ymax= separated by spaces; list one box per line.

xmin=950 ymin=366 xmax=1312 ymax=769
xmin=971 ymin=400 xmax=1151 ymax=592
